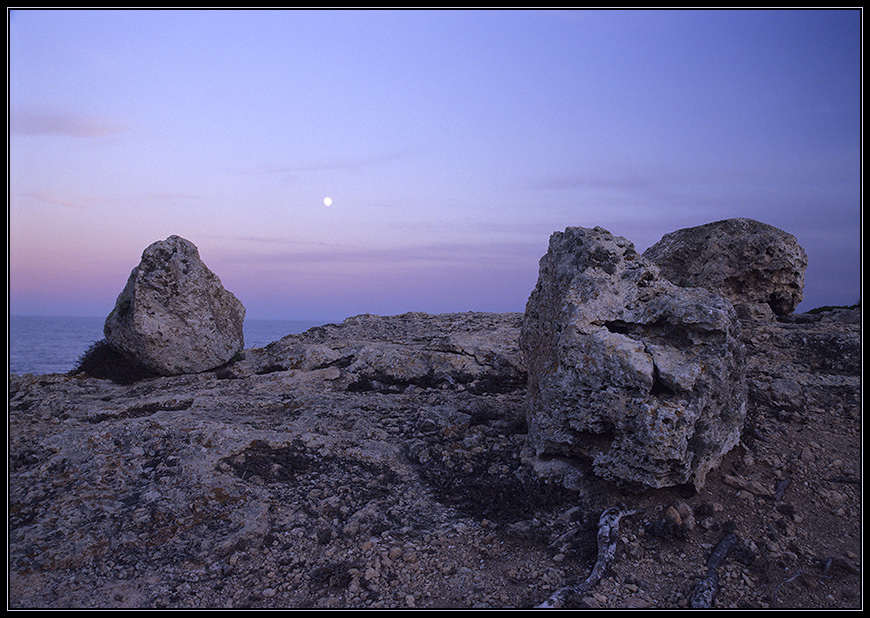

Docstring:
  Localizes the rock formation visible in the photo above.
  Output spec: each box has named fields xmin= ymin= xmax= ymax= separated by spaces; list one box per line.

xmin=220 ymin=311 xmax=526 ymax=393
xmin=8 ymin=307 xmax=861 ymax=609
xmin=104 ymin=235 xmax=246 ymax=375
xmin=8 ymin=220 xmax=861 ymax=609
xmin=642 ymin=218 xmax=808 ymax=316
xmin=521 ymin=226 xmax=746 ymax=490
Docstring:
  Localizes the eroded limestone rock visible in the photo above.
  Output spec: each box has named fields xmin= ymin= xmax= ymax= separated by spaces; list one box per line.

xmin=643 ymin=218 xmax=807 ymax=316
xmin=223 ymin=311 xmax=526 ymax=394
xmin=104 ymin=235 xmax=246 ymax=375
xmin=521 ymin=226 xmax=746 ymax=489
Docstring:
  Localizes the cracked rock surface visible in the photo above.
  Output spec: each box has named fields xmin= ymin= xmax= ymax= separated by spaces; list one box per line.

xmin=8 ymin=308 xmax=861 ymax=609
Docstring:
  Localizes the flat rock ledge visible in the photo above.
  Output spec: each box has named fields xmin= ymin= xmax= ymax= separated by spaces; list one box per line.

xmin=8 ymin=309 xmax=861 ymax=609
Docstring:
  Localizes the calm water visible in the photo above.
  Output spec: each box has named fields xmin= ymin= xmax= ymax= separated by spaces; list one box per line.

xmin=8 ymin=315 xmax=326 ymax=376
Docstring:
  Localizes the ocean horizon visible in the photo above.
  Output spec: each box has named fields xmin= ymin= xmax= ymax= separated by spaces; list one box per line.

xmin=8 ymin=315 xmax=328 ymax=376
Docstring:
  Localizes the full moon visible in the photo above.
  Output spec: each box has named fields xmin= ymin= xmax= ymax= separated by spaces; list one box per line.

xmin=323 ymin=197 xmax=333 ymax=207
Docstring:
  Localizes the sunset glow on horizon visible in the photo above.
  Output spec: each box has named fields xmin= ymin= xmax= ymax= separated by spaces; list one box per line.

xmin=8 ymin=9 xmax=861 ymax=322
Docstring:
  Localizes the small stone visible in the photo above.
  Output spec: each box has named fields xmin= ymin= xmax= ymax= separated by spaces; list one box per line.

xmin=676 ymin=501 xmax=694 ymax=521
xmin=622 ymin=598 xmax=652 ymax=609
xmin=748 ymin=480 xmax=773 ymax=496
xmin=665 ymin=506 xmax=682 ymax=527
xmin=724 ymin=474 xmax=745 ymax=489
xmin=580 ymin=595 xmax=599 ymax=607
xmin=827 ymin=490 xmax=847 ymax=507
xmin=343 ymin=521 xmax=360 ymax=537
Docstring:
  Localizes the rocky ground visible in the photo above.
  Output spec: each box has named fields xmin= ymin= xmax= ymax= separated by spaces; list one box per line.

xmin=8 ymin=309 xmax=861 ymax=609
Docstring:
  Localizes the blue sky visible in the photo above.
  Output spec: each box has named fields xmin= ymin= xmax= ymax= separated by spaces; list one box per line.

xmin=8 ymin=9 xmax=862 ymax=321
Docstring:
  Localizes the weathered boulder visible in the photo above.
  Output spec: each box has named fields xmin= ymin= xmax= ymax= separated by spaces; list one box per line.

xmin=642 ymin=218 xmax=807 ymax=316
xmin=521 ymin=226 xmax=746 ymax=489
xmin=104 ymin=235 xmax=246 ymax=375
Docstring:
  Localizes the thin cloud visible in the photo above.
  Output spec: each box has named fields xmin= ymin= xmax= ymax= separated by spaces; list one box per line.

xmin=527 ymin=172 xmax=659 ymax=193
xmin=208 ymin=234 xmax=353 ymax=252
xmin=144 ymin=192 xmax=204 ymax=204
xmin=228 ymin=238 xmax=542 ymax=271
xmin=16 ymin=190 xmax=93 ymax=209
xmin=10 ymin=110 xmax=126 ymax=138
xmin=245 ymin=149 xmax=419 ymax=179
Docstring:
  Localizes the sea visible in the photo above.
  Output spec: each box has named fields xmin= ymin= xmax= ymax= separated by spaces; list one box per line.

xmin=8 ymin=315 xmax=327 ymax=376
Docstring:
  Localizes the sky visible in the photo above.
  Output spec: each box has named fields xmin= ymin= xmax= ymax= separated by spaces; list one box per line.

xmin=8 ymin=9 xmax=862 ymax=321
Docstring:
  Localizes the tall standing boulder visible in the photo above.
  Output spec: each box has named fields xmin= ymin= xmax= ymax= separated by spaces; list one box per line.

xmin=104 ymin=235 xmax=246 ymax=375
xmin=521 ymin=226 xmax=746 ymax=490
xmin=642 ymin=218 xmax=808 ymax=316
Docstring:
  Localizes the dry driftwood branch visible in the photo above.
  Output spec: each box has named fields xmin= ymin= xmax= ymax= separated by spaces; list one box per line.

xmin=537 ymin=506 xmax=641 ymax=608
xmin=690 ymin=532 xmax=738 ymax=608
xmin=771 ymin=556 xmax=859 ymax=608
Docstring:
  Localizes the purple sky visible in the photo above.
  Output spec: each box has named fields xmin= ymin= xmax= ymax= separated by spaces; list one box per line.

xmin=9 ymin=9 xmax=861 ymax=321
